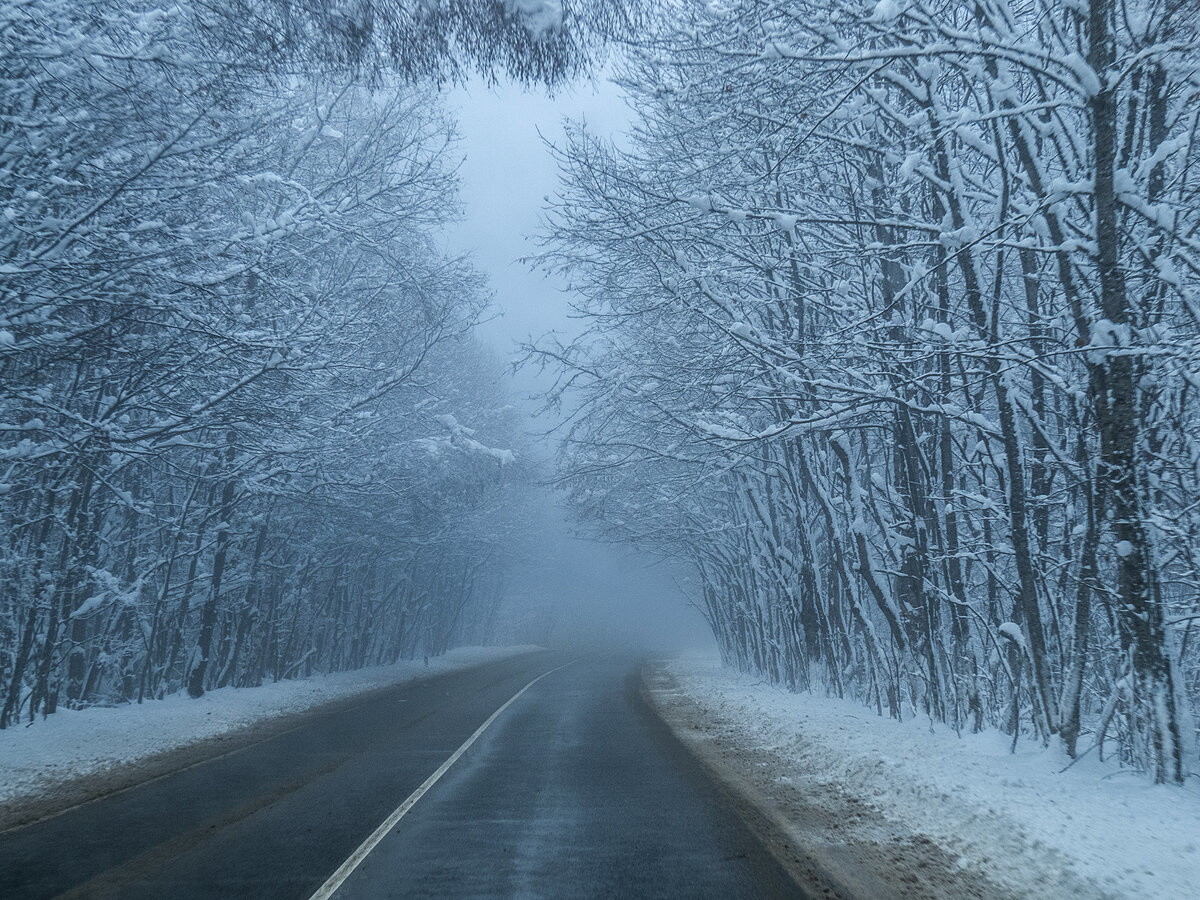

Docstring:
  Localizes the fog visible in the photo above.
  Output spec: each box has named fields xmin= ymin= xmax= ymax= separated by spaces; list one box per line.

xmin=445 ymin=79 xmax=710 ymax=654
xmin=491 ymin=490 xmax=713 ymax=653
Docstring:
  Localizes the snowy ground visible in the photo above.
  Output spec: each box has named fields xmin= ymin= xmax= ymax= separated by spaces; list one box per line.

xmin=653 ymin=653 xmax=1200 ymax=899
xmin=0 ymin=645 xmax=539 ymax=812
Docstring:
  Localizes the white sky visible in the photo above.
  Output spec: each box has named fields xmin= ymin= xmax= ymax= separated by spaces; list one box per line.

xmin=445 ymin=75 xmax=631 ymax=372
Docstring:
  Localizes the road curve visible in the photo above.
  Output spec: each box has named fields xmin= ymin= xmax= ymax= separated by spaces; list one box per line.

xmin=0 ymin=652 xmax=805 ymax=899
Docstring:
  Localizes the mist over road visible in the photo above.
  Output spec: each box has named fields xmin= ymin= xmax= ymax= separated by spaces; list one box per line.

xmin=0 ymin=653 xmax=801 ymax=899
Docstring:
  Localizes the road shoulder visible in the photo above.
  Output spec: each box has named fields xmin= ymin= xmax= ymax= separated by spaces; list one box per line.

xmin=641 ymin=662 xmax=1106 ymax=900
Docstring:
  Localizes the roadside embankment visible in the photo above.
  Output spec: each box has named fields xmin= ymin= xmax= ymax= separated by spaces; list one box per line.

xmin=643 ymin=654 xmax=1198 ymax=899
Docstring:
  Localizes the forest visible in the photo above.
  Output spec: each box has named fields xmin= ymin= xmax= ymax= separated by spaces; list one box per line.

xmin=534 ymin=0 xmax=1200 ymax=784
xmin=3 ymin=0 xmax=1200 ymax=791
xmin=0 ymin=0 xmax=552 ymax=725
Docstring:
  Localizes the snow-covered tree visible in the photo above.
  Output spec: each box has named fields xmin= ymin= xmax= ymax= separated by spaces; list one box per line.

xmin=536 ymin=0 xmax=1200 ymax=782
xmin=0 ymin=0 xmax=530 ymax=721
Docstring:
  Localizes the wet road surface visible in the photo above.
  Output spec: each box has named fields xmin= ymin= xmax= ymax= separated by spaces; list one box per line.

xmin=0 ymin=652 xmax=804 ymax=899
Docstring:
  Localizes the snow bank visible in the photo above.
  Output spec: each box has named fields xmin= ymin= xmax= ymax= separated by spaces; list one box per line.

xmin=664 ymin=653 xmax=1200 ymax=899
xmin=0 ymin=645 xmax=540 ymax=808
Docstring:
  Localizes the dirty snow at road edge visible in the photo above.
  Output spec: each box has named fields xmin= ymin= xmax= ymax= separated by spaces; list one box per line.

xmin=664 ymin=652 xmax=1200 ymax=899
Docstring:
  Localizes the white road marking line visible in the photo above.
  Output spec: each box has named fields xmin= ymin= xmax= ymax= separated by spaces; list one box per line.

xmin=308 ymin=659 xmax=578 ymax=900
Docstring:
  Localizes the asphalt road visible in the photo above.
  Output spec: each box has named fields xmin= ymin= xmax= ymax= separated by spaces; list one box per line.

xmin=0 ymin=652 xmax=806 ymax=899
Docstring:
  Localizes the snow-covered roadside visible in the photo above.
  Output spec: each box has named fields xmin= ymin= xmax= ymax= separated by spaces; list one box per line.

xmin=0 ymin=645 xmax=540 ymax=810
xmin=657 ymin=653 xmax=1200 ymax=899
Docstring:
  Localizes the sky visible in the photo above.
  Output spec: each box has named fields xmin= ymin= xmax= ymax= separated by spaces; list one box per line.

xmin=443 ymin=76 xmax=714 ymax=652
xmin=445 ymin=75 xmax=630 ymax=381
